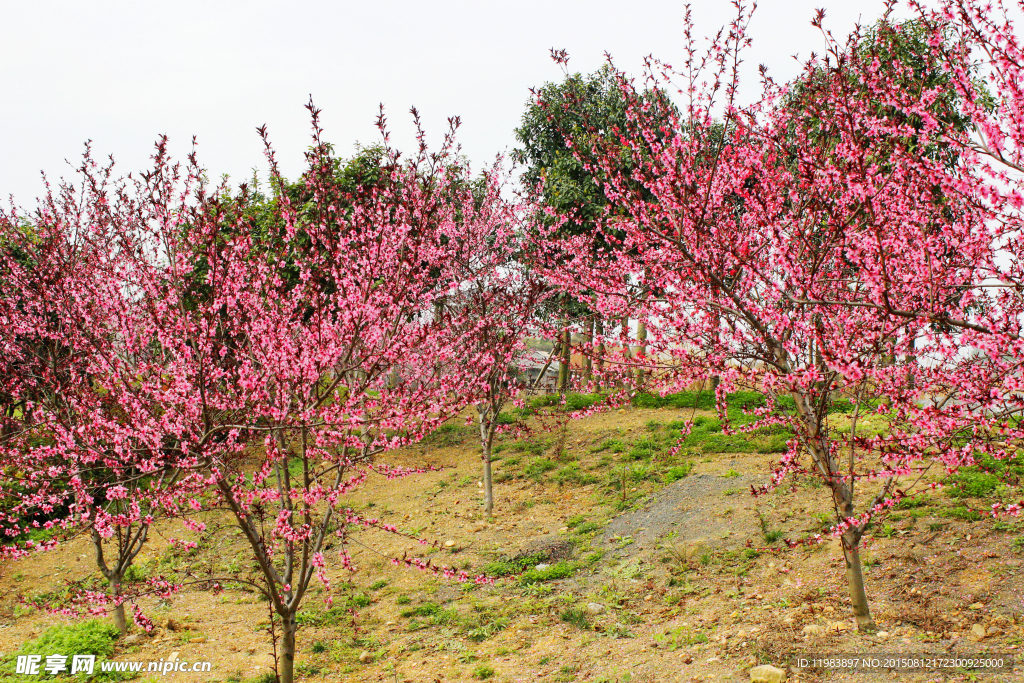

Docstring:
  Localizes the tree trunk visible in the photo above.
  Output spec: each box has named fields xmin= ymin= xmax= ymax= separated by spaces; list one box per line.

xmin=479 ymin=410 xmax=495 ymax=517
xmin=634 ymin=320 xmax=647 ymax=387
xmin=558 ymin=328 xmax=570 ymax=393
xmin=842 ymin=533 xmax=876 ymax=632
xmin=110 ymin=577 xmax=127 ymax=634
xmin=483 ymin=456 xmax=493 ymax=517
xmin=791 ymin=387 xmax=877 ymax=633
xmin=583 ymin=317 xmax=594 ymax=389
xmin=279 ymin=611 xmax=297 ymax=683
xmin=595 ymin=319 xmax=605 ymax=390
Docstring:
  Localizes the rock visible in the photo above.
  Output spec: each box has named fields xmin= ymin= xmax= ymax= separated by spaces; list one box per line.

xmin=559 ymin=526 xmax=569 ymax=532
xmin=970 ymin=602 xmax=984 ymax=610
xmin=122 ymin=634 xmax=144 ymax=645
xmin=802 ymin=624 xmax=825 ymax=637
xmin=358 ymin=651 xmax=373 ymax=664
xmin=876 ymin=631 xmax=889 ymax=639
xmin=749 ymin=664 xmax=787 ymax=683
xmin=167 ymin=651 xmax=180 ymax=663
xmin=190 ymin=637 xmax=206 ymax=644
xmin=971 ymin=624 xmax=988 ymax=640
xmin=164 ymin=618 xmax=179 ymax=631
xmin=443 ymin=540 xmax=456 ymax=548
xmin=585 ymin=602 xmax=606 ymax=615
xmin=534 ymin=563 xmax=551 ymax=571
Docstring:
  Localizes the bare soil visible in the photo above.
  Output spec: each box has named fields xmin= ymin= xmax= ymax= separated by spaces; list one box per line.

xmin=1 ymin=405 xmax=1021 ymax=683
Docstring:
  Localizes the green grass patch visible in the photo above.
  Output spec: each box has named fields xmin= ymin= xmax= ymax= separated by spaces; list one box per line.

xmin=518 ymin=561 xmax=575 ymax=585
xmin=939 ymin=506 xmax=983 ymax=522
xmin=5 ymin=621 xmax=128 ymax=681
xmin=523 ymin=458 xmax=557 ymax=481
xmin=663 ymin=464 xmax=693 ymax=484
xmin=482 ymin=554 xmax=547 ymax=578
xmin=554 ymin=464 xmax=601 ymax=486
xmin=559 ymin=607 xmax=591 ymax=630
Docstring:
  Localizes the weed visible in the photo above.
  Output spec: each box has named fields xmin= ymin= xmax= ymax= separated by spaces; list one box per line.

xmin=396 ymin=595 xmax=411 ymax=605
xmin=369 ymin=580 xmax=388 ymax=590
xmin=724 ymin=468 xmax=740 ymax=478
xmin=560 ymin=607 xmax=591 ymax=629
xmin=519 ymin=561 xmax=575 ymax=585
xmin=565 ymin=514 xmax=588 ymax=529
xmin=311 ymin=640 xmax=328 ymax=653
xmin=524 ymin=458 xmax=557 ymax=481
xmin=483 ymin=554 xmax=546 ymax=577
xmin=946 ymin=470 xmax=1001 ymax=498
xmin=554 ymin=464 xmax=601 ymax=486
xmin=939 ymin=506 xmax=983 ymax=522
xmin=5 ymin=621 xmax=127 ymax=681
xmin=466 ymin=617 xmax=509 ymax=642
xmin=654 ymin=624 xmax=708 ymax=650
xmin=663 ymin=463 xmax=693 ymax=483
xmin=625 ymin=437 xmax=660 ymax=461
xmin=425 ymin=423 xmax=472 ymax=447
xmin=473 ymin=664 xmax=496 ymax=680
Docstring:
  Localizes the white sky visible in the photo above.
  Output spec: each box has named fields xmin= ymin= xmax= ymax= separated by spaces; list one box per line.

xmin=1 ymin=0 xmax=892 ymax=206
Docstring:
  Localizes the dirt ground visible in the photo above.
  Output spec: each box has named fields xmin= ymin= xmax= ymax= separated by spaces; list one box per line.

xmin=1 ymin=405 xmax=1021 ymax=683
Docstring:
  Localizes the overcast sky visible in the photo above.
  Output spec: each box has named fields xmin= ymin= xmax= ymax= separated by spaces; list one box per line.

xmin=1 ymin=0 xmax=895 ymax=206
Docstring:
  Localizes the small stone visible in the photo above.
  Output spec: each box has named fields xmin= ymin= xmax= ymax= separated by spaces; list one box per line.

xmin=749 ymin=664 xmax=787 ymax=683
xmin=190 ymin=637 xmax=207 ymax=644
xmin=802 ymin=624 xmax=825 ymax=637
xmin=535 ymin=563 xmax=550 ymax=570
xmin=164 ymin=618 xmax=179 ymax=631
xmin=969 ymin=602 xmax=984 ymax=610
xmin=585 ymin=602 xmax=606 ymax=615
xmin=358 ymin=651 xmax=373 ymax=664
xmin=167 ymin=651 xmax=180 ymax=663
xmin=876 ymin=631 xmax=889 ymax=639
xmin=122 ymin=634 xmax=144 ymax=645
xmin=559 ymin=526 xmax=569 ymax=532
xmin=971 ymin=624 xmax=988 ymax=640
xmin=644 ymin=594 xmax=653 ymax=602
xmin=444 ymin=540 xmax=456 ymax=548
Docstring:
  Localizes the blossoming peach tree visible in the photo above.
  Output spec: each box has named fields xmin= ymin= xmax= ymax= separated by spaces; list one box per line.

xmin=539 ymin=2 xmax=1024 ymax=631
xmin=2 ymin=103 xmax=543 ymax=682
